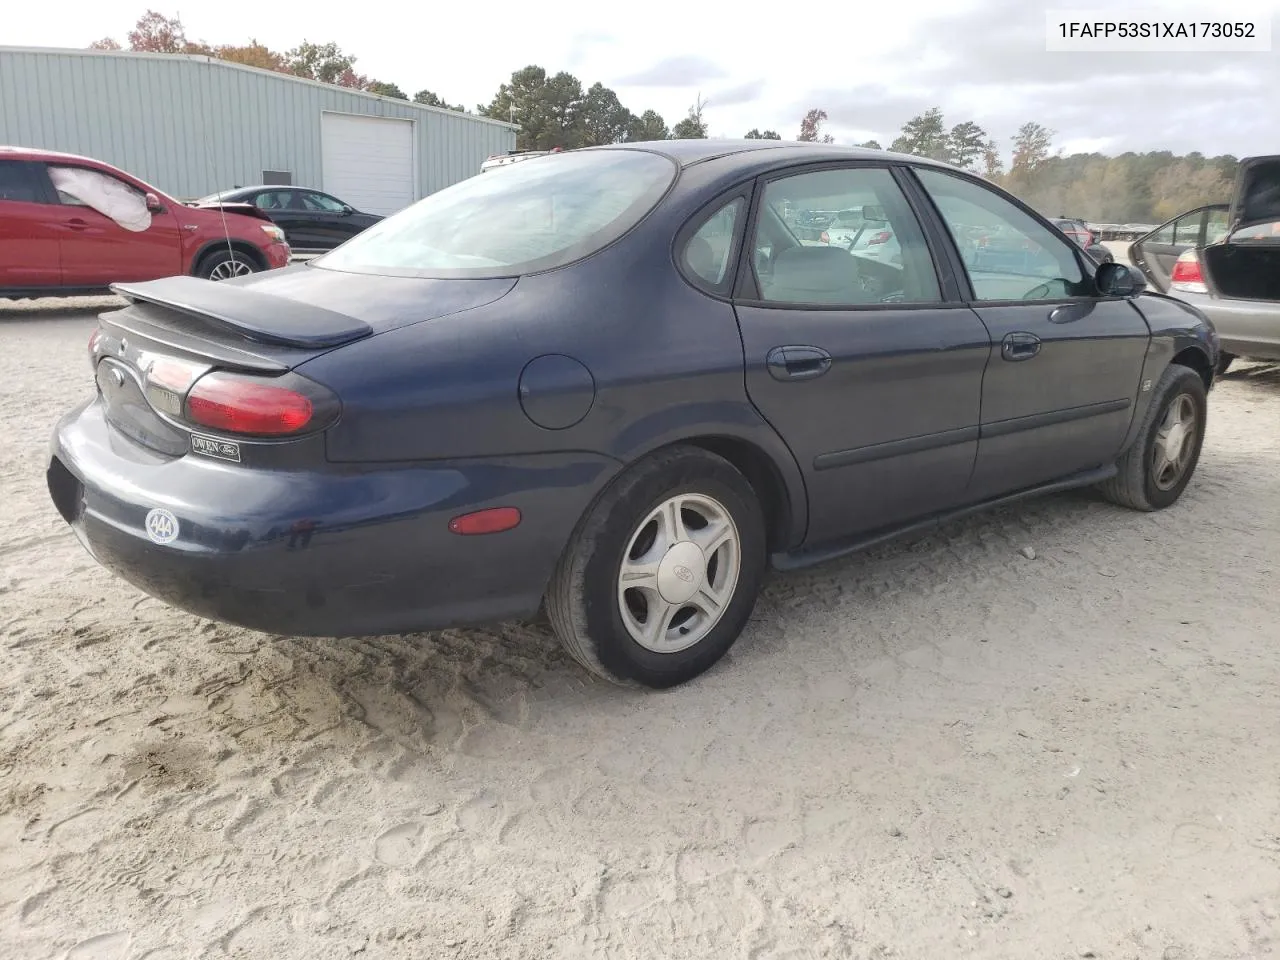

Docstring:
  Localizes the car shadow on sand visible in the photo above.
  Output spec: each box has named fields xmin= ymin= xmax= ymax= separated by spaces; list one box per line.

xmin=0 ymin=296 xmax=124 ymax=322
xmin=218 ymin=484 xmax=1123 ymax=757
xmin=1220 ymin=361 xmax=1280 ymax=389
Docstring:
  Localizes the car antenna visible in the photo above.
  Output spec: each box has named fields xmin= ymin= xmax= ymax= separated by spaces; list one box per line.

xmin=199 ymin=79 xmax=240 ymax=274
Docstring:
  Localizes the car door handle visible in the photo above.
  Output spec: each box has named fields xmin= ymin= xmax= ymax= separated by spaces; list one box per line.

xmin=1001 ymin=332 xmax=1041 ymax=361
xmin=766 ymin=345 xmax=832 ymax=381
xmin=66 ymin=218 xmax=88 ymax=231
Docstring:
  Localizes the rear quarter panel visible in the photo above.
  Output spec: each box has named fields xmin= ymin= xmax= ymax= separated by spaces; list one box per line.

xmin=297 ymin=160 xmax=809 ymax=548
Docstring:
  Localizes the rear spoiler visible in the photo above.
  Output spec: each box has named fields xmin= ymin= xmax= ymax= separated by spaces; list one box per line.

xmin=110 ymin=275 xmax=373 ymax=349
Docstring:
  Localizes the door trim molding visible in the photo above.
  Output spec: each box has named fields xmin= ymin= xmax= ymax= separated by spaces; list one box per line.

xmin=981 ymin=398 xmax=1131 ymax=440
xmin=814 ymin=424 xmax=979 ymax=471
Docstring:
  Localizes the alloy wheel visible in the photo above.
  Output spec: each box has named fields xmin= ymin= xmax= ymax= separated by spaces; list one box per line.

xmin=616 ymin=493 xmax=741 ymax=654
xmin=1152 ymin=393 xmax=1198 ymax=491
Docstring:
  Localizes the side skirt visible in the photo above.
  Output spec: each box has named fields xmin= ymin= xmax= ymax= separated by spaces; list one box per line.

xmin=771 ymin=464 xmax=1118 ymax=572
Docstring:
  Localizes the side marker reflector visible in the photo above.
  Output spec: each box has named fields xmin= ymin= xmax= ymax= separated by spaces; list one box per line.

xmin=448 ymin=507 xmax=522 ymax=535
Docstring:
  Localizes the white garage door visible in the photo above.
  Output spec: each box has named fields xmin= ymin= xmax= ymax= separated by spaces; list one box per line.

xmin=321 ymin=113 xmax=415 ymax=217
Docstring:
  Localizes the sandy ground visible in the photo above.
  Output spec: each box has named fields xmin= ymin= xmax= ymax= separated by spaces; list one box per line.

xmin=2 ymin=298 xmax=1280 ymax=960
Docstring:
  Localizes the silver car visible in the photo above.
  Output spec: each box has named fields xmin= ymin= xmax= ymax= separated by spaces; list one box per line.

xmin=1130 ymin=156 xmax=1280 ymax=374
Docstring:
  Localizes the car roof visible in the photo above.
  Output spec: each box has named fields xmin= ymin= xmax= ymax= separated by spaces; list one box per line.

xmin=0 ymin=145 xmax=111 ymax=165
xmin=220 ymin=185 xmax=312 ymax=193
xmin=590 ymin=138 xmax=956 ymax=172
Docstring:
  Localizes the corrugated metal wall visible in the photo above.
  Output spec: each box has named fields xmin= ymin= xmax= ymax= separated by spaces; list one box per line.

xmin=0 ymin=47 xmax=517 ymax=203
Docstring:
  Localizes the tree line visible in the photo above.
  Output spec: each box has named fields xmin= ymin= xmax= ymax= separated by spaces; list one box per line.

xmin=871 ymin=106 xmax=1239 ymax=223
xmin=91 ymin=12 xmax=1240 ymax=223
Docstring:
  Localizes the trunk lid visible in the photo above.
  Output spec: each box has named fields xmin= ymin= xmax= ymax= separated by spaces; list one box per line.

xmin=1228 ymin=155 xmax=1280 ymax=234
xmin=96 ymin=266 xmax=516 ymax=454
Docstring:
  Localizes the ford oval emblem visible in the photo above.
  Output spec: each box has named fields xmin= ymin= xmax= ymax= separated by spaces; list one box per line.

xmin=673 ymin=564 xmax=694 ymax=583
xmin=144 ymin=507 xmax=179 ymax=545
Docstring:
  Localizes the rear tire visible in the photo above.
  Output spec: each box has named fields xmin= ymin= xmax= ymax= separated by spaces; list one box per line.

xmin=197 ymin=248 xmax=260 ymax=281
xmin=1097 ymin=364 xmax=1207 ymax=512
xmin=546 ymin=446 xmax=767 ymax=688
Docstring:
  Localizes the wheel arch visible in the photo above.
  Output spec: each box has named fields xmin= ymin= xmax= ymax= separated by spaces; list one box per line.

xmin=1170 ymin=342 xmax=1214 ymax=389
xmin=681 ymin=434 xmax=799 ymax=553
xmin=563 ymin=427 xmax=808 ymax=567
xmin=191 ymin=239 xmax=267 ymax=274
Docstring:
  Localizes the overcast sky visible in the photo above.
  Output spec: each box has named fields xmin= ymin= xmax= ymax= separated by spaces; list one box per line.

xmin=6 ymin=0 xmax=1279 ymax=158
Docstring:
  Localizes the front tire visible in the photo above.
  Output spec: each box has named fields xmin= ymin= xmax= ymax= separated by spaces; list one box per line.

xmin=1098 ymin=364 xmax=1207 ymax=511
xmin=197 ymin=248 xmax=259 ymax=282
xmin=546 ymin=446 xmax=767 ymax=688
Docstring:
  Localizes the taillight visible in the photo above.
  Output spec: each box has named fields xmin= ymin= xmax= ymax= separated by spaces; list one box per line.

xmin=184 ymin=371 xmax=338 ymax=437
xmin=819 ymin=230 xmax=830 ymax=244
xmin=868 ymin=231 xmax=891 ymax=245
xmin=1169 ymin=250 xmax=1208 ymax=294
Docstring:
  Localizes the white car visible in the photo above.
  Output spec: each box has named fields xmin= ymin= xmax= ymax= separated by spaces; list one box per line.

xmin=849 ymin=225 xmax=901 ymax=264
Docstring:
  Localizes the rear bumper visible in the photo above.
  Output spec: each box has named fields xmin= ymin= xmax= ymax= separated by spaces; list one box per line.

xmin=48 ymin=399 xmax=617 ymax=636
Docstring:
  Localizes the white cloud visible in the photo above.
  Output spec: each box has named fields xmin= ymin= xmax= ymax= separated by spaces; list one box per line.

xmin=7 ymin=0 xmax=1279 ymax=154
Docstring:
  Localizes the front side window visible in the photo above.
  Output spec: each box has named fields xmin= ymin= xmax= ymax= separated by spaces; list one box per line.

xmin=301 ymin=192 xmax=347 ymax=213
xmin=916 ymin=168 xmax=1088 ymax=301
xmin=750 ymin=166 xmax=941 ymax=306
xmin=1150 ymin=221 xmax=1176 ymax=244
xmin=0 ymin=161 xmax=43 ymax=203
xmin=318 ymin=149 xmax=677 ymax=278
xmin=681 ymin=198 xmax=743 ymax=289
xmin=47 ymin=165 xmax=152 ymax=232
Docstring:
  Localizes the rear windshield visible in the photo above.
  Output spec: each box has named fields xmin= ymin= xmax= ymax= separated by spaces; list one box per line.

xmin=315 ymin=149 xmax=677 ymax=279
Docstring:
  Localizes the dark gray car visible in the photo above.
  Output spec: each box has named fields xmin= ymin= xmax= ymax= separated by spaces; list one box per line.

xmin=49 ymin=140 xmax=1219 ymax=690
xmin=194 ymin=185 xmax=382 ymax=253
xmin=1130 ymin=156 xmax=1280 ymax=372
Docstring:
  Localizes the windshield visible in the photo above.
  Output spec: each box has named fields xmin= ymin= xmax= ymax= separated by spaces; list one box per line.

xmin=196 ymin=190 xmax=234 ymax=203
xmin=316 ymin=149 xmax=677 ymax=278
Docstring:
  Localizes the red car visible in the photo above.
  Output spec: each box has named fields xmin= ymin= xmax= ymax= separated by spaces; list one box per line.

xmin=0 ymin=146 xmax=291 ymax=299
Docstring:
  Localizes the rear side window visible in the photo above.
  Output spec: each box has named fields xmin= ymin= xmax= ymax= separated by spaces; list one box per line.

xmin=318 ymin=149 xmax=677 ymax=278
xmin=1205 ymin=208 xmax=1229 ymax=244
xmin=255 ymin=191 xmax=296 ymax=210
xmin=681 ymin=198 xmax=743 ymax=290
xmin=750 ymin=166 xmax=941 ymax=306
xmin=0 ymin=161 xmax=42 ymax=202
xmin=1172 ymin=211 xmax=1203 ymax=246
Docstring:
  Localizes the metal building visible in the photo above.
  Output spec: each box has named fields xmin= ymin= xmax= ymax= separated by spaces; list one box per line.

xmin=0 ymin=46 xmax=518 ymax=216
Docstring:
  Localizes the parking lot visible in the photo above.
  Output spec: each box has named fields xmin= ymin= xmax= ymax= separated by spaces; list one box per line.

xmin=2 ymin=299 xmax=1280 ymax=959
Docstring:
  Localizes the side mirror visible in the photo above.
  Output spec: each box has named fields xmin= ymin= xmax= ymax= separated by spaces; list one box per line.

xmin=1095 ymin=260 xmax=1145 ymax=297
xmin=144 ymin=192 xmax=165 ymax=214
xmin=861 ymin=204 xmax=887 ymax=222
xmin=341 ymin=204 xmax=354 ymax=216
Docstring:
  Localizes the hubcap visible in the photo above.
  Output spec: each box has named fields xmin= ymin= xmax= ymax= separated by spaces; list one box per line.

xmin=1152 ymin=393 xmax=1198 ymax=491
xmin=617 ymin=493 xmax=741 ymax=654
xmin=209 ymin=258 xmax=254 ymax=281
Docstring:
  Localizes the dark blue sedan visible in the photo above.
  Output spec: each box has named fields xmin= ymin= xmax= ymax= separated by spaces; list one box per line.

xmin=47 ymin=140 xmax=1220 ymax=689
